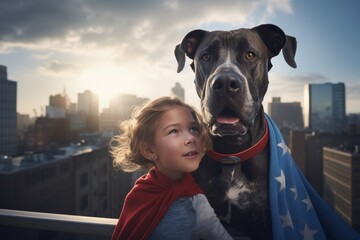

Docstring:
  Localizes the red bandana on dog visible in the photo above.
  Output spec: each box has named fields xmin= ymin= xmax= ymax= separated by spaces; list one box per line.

xmin=111 ymin=167 xmax=203 ymax=240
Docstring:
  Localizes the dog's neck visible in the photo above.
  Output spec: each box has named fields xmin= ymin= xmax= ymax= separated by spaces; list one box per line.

xmin=212 ymin=108 xmax=266 ymax=155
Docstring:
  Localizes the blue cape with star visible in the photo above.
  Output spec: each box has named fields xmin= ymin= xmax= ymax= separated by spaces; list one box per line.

xmin=266 ymin=114 xmax=360 ymax=240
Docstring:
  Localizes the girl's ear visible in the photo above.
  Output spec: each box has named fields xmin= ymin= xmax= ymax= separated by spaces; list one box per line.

xmin=139 ymin=142 xmax=157 ymax=161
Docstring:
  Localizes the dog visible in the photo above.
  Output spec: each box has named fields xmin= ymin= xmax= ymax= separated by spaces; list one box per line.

xmin=175 ymin=24 xmax=297 ymax=239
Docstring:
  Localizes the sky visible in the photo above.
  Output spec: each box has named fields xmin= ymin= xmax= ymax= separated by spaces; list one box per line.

xmin=0 ymin=0 xmax=359 ymax=117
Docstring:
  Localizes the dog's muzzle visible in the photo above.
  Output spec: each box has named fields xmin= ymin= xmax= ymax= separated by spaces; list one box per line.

xmin=211 ymin=70 xmax=242 ymax=96
xmin=205 ymin=70 xmax=252 ymax=137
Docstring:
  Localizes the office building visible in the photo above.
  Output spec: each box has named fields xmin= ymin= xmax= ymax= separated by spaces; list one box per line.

xmin=268 ymin=97 xmax=303 ymax=129
xmin=23 ymin=117 xmax=75 ymax=152
xmin=303 ymin=83 xmax=346 ymax=134
xmin=289 ymin=130 xmax=360 ymax=195
xmin=78 ymin=90 xmax=99 ymax=116
xmin=171 ymin=82 xmax=185 ymax=101
xmin=49 ymin=93 xmax=67 ymax=109
xmin=347 ymin=114 xmax=360 ymax=135
xmin=46 ymin=94 xmax=67 ymax=118
xmin=0 ymin=145 xmax=141 ymax=218
xmin=109 ymin=94 xmax=148 ymax=122
xmin=99 ymin=107 xmax=117 ymax=133
xmin=268 ymin=97 xmax=303 ymax=143
xmin=46 ymin=105 xmax=66 ymax=118
xmin=78 ymin=90 xmax=99 ymax=132
xmin=323 ymin=146 xmax=360 ymax=232
xmin=0 ymin=65 xmax=17 ymax=156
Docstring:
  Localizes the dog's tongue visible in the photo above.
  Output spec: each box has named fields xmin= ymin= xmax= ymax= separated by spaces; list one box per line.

xmin=216 ymin=117 xmax=240 ymax=124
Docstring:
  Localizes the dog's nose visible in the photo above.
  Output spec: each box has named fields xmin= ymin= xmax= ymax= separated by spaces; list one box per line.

xmin=211 ymin=71 xmax=241 ymax=93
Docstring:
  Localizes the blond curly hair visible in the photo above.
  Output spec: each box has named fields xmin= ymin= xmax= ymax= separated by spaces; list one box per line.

xmin=109 ymin=96 xmax=212 ymax=172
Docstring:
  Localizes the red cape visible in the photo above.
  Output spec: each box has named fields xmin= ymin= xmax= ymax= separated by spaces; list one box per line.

xmin=111 ymin=167 xmax=203 ymax=240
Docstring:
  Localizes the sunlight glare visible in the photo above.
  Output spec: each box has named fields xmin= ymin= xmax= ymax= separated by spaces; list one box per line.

xmin=77 ymin=64 xmax=135 ymax=109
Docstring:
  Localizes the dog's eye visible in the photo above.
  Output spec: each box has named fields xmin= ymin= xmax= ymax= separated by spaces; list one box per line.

xmin=245 ymin=51 xmax=255 ymax=60
xmin=201 ymin=53 xmax=211 ymax=61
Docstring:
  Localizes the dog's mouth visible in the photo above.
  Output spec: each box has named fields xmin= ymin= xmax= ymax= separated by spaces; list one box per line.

xmin=210 ymin=108 xmax=248 ymax=136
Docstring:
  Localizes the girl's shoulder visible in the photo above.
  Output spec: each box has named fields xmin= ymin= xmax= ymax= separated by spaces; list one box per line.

xmin=191 ymin=194 xmax=234 ymax=240
xmin=149 ymin=197 xmax=198 ymax=239
xmin=191 ymin=193 xmax=210 ymax=208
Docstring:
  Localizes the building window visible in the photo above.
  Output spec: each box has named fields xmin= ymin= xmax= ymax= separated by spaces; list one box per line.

xmin=101 ymin=181 xmax=108 ymax=197
xmin=102 ymin=163 xmax=107 ymax=176
xmin=80 ymin=172 xmax=88 ymax=188
xmin=60 ymin=162 xmax=70 ymax=173
xmin=80 ymin=194 xmax=88 ymax=211
xmin=102 ymin=199 xmax=108 ymax=212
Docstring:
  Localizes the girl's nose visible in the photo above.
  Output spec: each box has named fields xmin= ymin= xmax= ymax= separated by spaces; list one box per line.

xmin=185 ymin=132 xmax=196 ymax=145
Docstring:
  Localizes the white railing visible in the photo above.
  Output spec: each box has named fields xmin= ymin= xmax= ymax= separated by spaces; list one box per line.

xmin=0 ymin=208 xmax=251 ymax=240
xmin=0 ymin=208 xmax=117 ymax=238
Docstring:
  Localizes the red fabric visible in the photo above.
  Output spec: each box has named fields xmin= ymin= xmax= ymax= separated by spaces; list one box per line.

xmin=111 ymin=167 xmax=203 ymax=240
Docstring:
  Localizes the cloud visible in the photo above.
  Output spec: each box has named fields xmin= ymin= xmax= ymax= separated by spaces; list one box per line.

xmin=346 ymin=80 xmax=360 ymax=106
xmin=268 ymin=72 xmax=328 ymax=93
xmin=38 ymin=60 xmax=80 ymax=77
xmin=263 ymin=72 xmax=329 ymax=107
xmin=265 ymin=0 xmax=293 ymax=15
xmin=0 ymin=1 xmax=86 ymax=41
xmin=0 ymin=42 xmax=12 ymax=54
xmin=0 ymin=0 xmax=294 ymax=60
xmin=1 ymin=0 xmax=297 ymax=114
xmin=31 ymin=52 xmax=53 ymax=60
xmin=264 ymin=73 xmax=360 ymax=114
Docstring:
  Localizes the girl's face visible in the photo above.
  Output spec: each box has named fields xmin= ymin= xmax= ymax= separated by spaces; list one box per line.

xmin=151 ymin=106 xmax=203 ymax=180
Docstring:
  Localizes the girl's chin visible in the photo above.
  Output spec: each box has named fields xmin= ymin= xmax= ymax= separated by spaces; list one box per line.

xmin=186 ymin=162 xmax=201 ymax=173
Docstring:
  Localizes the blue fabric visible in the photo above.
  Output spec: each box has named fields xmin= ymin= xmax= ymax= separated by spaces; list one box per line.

xmin=266 ymin=114 xmax=360 ymax=240
xmin=149 ymin=197 xmax=197 ymax=240
xmin=148 ymin=194 xmax=233 ymax=240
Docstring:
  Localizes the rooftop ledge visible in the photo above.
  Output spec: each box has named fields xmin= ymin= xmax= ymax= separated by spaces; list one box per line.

xmin=0 ymin=208 xmax=250 ymax=240
xmin=0 ymin=208 xmax=117 ymax=237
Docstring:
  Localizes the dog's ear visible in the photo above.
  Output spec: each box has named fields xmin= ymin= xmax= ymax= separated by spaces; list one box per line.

xmin=252 ymin=24 xmax=297 ymax=70
xmin=174 ymin=30 xmax=208 ymax=73
xmin=282 ymin=35 xmax=297 ymax=68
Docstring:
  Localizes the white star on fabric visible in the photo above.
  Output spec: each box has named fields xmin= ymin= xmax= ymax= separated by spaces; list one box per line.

xmin=275 ymin=170 xmax=286 ymax=191
xmin=301 ymin=222 xmax=318 ymax=240
xmin=280 ymin=210 xmax=294 ymax=229
xmin=277 ymin=140 xmax=289 ymax=157
xmin=290 ymin=187 xmax=298 ymax=200
xmin=302 ymin=195 xmax=313 ymax=211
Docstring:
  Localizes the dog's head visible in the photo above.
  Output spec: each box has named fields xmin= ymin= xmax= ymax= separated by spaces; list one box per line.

xmin=175 ymin=24 xmax=297 ymax=137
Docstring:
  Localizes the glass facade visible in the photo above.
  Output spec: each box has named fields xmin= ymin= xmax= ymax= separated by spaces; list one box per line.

xmin=0 ymin=65 xmax=17 ymax=156
xmin=304 ymin=83 xmax=346 ymax=134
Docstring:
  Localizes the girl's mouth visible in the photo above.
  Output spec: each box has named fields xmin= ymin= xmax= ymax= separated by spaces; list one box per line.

xmin=183 ymin=151 xmax=198 ymax=157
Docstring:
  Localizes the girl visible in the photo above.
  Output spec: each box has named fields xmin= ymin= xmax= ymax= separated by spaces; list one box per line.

xmin=110 ymin=96 xmax=233 ymax=240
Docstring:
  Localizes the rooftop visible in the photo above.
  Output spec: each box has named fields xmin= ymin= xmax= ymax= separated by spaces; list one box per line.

xmin=0 ymin=144 xmax=100 ymax=174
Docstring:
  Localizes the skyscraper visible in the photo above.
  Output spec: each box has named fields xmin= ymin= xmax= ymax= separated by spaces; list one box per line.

xmin=78 ymin=90 xmax=99 ymax=116
xmin=323 ymin=146 xmax=360 ymax=232
xmin=171 ymin=82 xmax=185 ymax=102
xmin=77 ymin=90 xmax=99 ymax=132
xmin=268 ymin=97 xmax=304 ymax=129
xmin=46 ymin=93 xmax=67 ymax=118
xmin=109 ymin=94 xmax=148 ymax=122
xmin=303 ymin=82 xmax=346 ymax=134
xmin=0 ymin=65 xmax=17 ymax=156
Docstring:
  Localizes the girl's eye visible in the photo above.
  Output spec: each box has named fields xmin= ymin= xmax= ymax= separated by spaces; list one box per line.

xmin=168 ymin=129 xmax=179 ymax=135
xmin=190 ymin=126 xmax=200 ymax=133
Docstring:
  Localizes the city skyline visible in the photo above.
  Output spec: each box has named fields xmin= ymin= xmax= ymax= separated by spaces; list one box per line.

xmin=11 ymin=78 xmax=357 ymax=118
xmin=1 ymin=0 xmax=359 ymax=116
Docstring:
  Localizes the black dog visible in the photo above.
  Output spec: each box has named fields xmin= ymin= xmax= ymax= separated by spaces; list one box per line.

xmin=175 ymin=24 xmax=297 ymax=239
